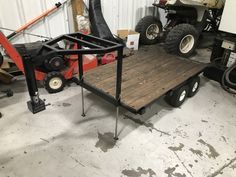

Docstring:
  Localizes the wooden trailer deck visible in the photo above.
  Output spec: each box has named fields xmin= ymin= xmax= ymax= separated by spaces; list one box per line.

xmin=84 ymin=46 xmax=206 ymax=113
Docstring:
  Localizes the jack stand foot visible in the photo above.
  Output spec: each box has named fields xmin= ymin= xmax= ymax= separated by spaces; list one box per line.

xmin=81 ymin=113 xmax=86 ymax=117
xmin=27 ymin=98 xmax=46 ymax=114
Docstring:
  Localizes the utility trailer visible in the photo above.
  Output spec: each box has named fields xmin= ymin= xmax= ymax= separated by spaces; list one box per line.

xmin=84 ymin=46 xmax=206 ymax=139
xmin=21 ymin=32 xmax=206 ymax=140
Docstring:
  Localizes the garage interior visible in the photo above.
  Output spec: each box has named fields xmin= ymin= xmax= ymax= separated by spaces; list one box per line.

xmin=0 ymin=0 xmax=235 ymax=177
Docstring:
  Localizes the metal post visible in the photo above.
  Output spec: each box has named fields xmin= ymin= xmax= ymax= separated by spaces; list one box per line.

xmin=77 ymin=44 xmax=86 ymax=117
xmin=81 ymin=86 xmax=86 ymax=117
xmin=114 ymin=47 xmax=124 ymax=140
xmin=115 ymin=48 xmax=124 ymax=101
xmin=114 ymin=106 xmax=119 ymax=140
xmin=78 ymin=54 xmax=83 ymax=80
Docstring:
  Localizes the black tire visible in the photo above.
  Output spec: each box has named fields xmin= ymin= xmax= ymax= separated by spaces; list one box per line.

xmin=165 ymin=24 xmax=199 ymax=57
xmin=188 ymin=76 xmax=200 ymax=97
xmin=166 ymin=85 xmax=189 ymax=107
xmin=43 ymin=72 xmax=66 ymax=94
xmin=135 ymin=16 xmax=162 ymax=45
xmin=0 ymin=53 xmax=3 ymax=67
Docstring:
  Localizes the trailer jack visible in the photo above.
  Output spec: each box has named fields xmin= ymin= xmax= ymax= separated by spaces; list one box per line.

xmin=20 ymin=46 xmax=46 ymax=114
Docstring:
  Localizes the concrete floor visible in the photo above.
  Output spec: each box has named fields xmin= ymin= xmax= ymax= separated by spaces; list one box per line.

xmin=0 ymin=49 xmax=236 ymax=177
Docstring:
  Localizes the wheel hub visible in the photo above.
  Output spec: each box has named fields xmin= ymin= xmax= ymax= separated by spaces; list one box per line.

xmin=49 ymin=77 xmax=63 ymax=90
xmin=146 ymin=24 xmax=160 ymax=40
xmin=179 ymin=90 xmax=187 ymax=102
xmin=192 ymin=82 xmax=199 ymax=92
xmin=179 ymin=35 xmax=195 ymax=54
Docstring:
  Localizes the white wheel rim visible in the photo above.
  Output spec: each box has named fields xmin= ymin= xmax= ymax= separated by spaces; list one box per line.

xmin=49 ymin=77 xmax=62 ymax=90
xmin=179 ymin=35 xmax=195 ymax=54
xmin=192 ymin=82 xmax=199 ymax=93
xmin=179 ymin=90 xmax=187 ymax=102
xmin=146 ymin=24 xmax=160 ymax=40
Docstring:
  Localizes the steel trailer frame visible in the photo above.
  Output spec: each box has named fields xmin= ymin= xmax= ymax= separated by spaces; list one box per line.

xmin=22 ymin=32 xmax=124 ymax=139
xmin=22 ymin=32 xmax=205 ymax=140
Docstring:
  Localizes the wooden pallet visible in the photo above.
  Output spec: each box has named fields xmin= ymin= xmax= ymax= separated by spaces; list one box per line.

xmin=85 ymin=46 xmax=206 ymax=112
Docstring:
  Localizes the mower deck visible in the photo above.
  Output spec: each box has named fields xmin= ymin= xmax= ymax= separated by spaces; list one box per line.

xmin=85 ymin=46 xmax=206 ymax=113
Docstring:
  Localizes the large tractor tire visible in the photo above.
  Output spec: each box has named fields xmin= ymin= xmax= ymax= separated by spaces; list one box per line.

xmin=135 ymin=16 xmax=162 ymax=45
xmin=165 ymin=24 xmax=199 ymax=57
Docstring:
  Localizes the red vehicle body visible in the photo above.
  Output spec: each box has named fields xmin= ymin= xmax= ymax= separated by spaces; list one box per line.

xmin=0 ymin=31 xmax=98 ymax=92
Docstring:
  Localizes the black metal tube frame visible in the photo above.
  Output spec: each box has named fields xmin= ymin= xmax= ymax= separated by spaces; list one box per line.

xmin=23 ymin=32 xmax=207 ymax=116
xmin=23 ymin=32 xmax=124 ymax=113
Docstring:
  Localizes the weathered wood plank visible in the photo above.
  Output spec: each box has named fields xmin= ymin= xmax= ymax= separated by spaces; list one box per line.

xmin=84 ymin=46 xmax=206 ymax=111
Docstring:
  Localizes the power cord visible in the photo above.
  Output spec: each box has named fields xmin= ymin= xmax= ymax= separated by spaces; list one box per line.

xmin=0 ymin=27 xmax=52 ymax=39
xmin=221 ymin=61 xmax=236 ymax=94
xmin=212 ymin=56 xmax=236 ymax=94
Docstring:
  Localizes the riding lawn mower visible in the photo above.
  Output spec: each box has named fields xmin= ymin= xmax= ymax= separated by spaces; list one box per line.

xmin=0 ymin=2 xmax=98 ymax=94
xmin=136 ymin=0 xmax=225 ymax=57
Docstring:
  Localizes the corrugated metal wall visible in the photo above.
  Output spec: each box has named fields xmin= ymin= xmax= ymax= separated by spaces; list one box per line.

xmin=0 ymin=0 xmax=164 ymax=43
xmin=0 ymin=0 xmax=72 ymax=43
xmin=86 ymin=0 xmax=165 ymax=34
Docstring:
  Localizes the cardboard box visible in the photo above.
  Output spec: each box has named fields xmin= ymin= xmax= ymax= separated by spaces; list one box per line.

xmin=117 ymin=30 xmax=140 ymax=50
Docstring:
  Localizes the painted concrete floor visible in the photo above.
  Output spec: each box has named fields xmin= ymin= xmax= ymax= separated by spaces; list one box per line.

xmin=0 ymin=49 xmax=236 ymax=177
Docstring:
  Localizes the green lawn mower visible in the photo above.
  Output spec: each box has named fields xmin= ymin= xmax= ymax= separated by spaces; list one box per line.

xmin=136 ymin=0 xmax=225 ymax=57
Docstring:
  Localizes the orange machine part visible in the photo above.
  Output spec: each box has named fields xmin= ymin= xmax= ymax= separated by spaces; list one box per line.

xmin=1 ymin=31 xmax=97 ymax=81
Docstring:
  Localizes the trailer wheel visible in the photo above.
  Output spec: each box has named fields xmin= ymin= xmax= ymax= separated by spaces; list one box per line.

xmin=44 ymin=72 xmax=66 ymax=94
xmin=166 ymin=85 xmax=189 ymax=107
xmin=165 ymin=24 xmax=199 ymax=57
xmin=135 ymin=16 xmax=162 ymax=45
xmin=0 ymin=53 xmax=3 ymax=67
xmin=188 ymin=76 xmax=200 ymax=97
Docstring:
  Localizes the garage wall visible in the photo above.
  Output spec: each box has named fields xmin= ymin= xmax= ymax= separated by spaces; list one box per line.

xmin=0 ymin=0 xmax=164 ymax=43
xmin=100 ymin=0 xmax=155 ymax=33
xmin=85 ymin=0 xmax=165 ymax=34
xmin=0 ymin=0 xmax=71 ymax=43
